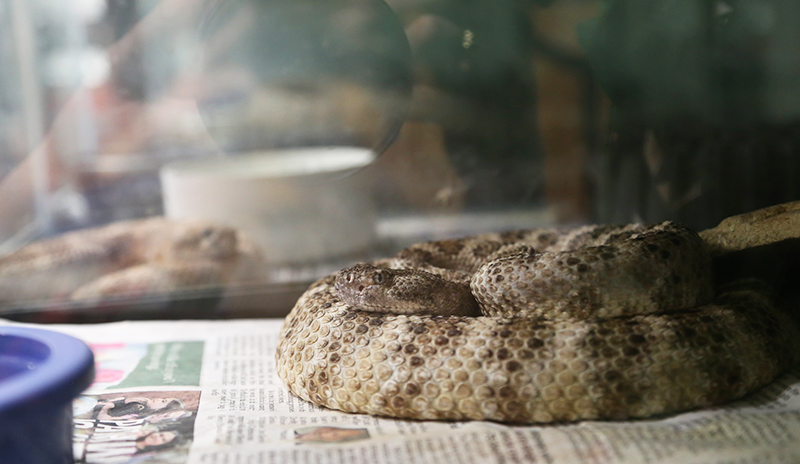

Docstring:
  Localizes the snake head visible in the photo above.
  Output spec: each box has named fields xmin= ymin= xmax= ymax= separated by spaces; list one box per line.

xmin=170 ymin=223 xmax=240 ymax=260
xmin=335 ymin=263 xmax=397 ymax=312
xmin=334 ymin=262 xmax=480 ymax=316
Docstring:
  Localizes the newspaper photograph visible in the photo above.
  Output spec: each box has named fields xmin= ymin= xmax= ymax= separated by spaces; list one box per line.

xmin=4 ymin=318 xmax=800 ymax=464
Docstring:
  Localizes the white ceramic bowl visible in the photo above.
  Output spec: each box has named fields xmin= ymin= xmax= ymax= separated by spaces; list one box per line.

xmin=161 ymin=147 xmax=376 ymax=264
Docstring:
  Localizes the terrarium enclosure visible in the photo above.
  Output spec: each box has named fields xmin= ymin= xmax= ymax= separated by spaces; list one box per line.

xmin=0 ymin=0 xmax=798 ymax=321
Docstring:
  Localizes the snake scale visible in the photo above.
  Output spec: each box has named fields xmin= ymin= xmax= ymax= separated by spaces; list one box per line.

xmin=276 ymin=205 xmax=800 ymax=424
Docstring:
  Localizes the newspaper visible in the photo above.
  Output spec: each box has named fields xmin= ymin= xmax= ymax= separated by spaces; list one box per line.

xmin=7 ymin=318 xmax=800 ymax=464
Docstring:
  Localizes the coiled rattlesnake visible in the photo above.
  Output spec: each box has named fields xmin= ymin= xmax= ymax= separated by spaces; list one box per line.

xmin=0 ymin=217 xmax=265 ymax=306
xmin=276 ymin=206 xmax=800 ymax=424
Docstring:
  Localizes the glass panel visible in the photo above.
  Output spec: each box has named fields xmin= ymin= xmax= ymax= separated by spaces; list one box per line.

xmin=0 ymin=0 xmax=796 ymax=321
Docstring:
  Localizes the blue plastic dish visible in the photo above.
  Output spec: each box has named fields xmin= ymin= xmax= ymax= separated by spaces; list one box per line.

xmin=0 ymin=326 xmax=95 ymax=464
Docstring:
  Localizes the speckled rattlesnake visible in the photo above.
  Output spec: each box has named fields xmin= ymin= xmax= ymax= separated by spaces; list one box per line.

xmin=0 ymin=217 xmax=266 ymax=306
xmin=276 ymin=204 xmax=800 ymax=424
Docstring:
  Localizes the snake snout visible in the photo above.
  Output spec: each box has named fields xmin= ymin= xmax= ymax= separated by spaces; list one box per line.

xmin=171 ymin=224 xmax=240 ymax=260
xmin=201 ymin=228 xmax=239 ymax=259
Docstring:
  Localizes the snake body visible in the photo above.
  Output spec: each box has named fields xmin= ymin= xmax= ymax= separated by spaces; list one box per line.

xmin=0 ymin=217 xmax=266 ymax=306
xmin=276 ymin=220 xmax=800 ymax=423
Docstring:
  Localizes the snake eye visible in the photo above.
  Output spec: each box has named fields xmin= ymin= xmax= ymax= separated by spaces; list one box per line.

xmin=201 ymin=228 xmax=215 ymax=238
xmin=373 ymin=271 xmax=386 ymax=284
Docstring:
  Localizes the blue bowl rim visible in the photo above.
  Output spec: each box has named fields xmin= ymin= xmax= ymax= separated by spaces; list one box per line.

xmin=0 ymin=325 xmax=95 ymax=413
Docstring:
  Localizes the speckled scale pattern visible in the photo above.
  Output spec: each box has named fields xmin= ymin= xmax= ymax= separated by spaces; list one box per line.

xmin=472 ymin=223 xmax=714 ymax=320
xmin=275 ymin=222 xmax=800 ymax=424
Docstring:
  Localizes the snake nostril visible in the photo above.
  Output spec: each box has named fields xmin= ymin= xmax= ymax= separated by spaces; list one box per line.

xmin=357 ymin=285 xmax=365 ymax=292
